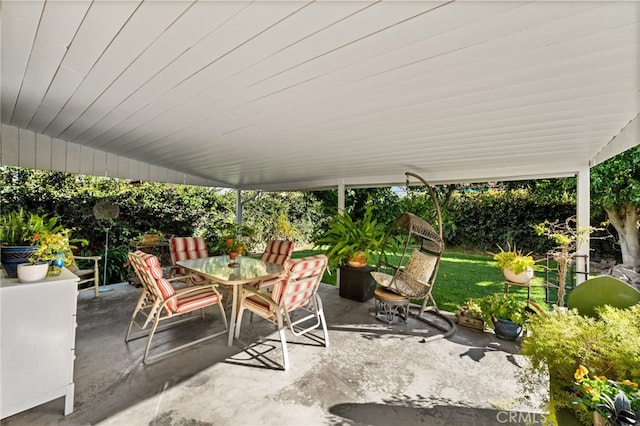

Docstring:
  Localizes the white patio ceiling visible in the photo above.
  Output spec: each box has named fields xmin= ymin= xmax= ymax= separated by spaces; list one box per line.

xmin=1 ymin=0 xmax=638 ymax=191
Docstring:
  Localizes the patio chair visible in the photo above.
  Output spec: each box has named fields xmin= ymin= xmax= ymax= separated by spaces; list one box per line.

xmin=234 ymin=254 xmax=329 ymax=370
xmin=567 ymin=275 xmax=640 ymax=318
xmin=66 ymin=251 xmax=101 ymax=298
xmin=125 ymin=250 xmax=227 ymax=363
xmin=256 ymin=239 xmax=294 ymax=290
xmin=371 ymin=211 xmax=455 ymax=338
xmin=169 ymin=236 xmax=211 ymax=285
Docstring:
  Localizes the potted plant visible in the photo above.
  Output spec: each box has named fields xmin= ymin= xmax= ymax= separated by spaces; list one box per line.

xmin=0 ymin=209 xmax=60 ymax=278
xmin=477 ymin=293 xmax=527 ymax=341
xmin=313 ymin=206 xmax=387 ymax=301
xmin=314 ymin=206 xmax=386 ymax=268
xmin=29 ymin=228 xmax=86 ymax=277
xmin=227 ymin=239 xmax=245 ymax=261
xmin=572 ymin=365 xmax=639 ymax=426
xmin=454 ymin=299 xmax=485 ymax=330
xmin=491 ymin=243 xmax=537 ymax=284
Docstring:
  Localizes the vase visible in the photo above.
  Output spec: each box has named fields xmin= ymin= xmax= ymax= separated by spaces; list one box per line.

xmin=47 ymin=253 xmax=65 ymax=276
xmin=17 ymin=262 xmax=49 ymax=283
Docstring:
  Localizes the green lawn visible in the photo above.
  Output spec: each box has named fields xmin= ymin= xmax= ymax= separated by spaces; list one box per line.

xmin=293 ymin=249 xmax=557 ymax=313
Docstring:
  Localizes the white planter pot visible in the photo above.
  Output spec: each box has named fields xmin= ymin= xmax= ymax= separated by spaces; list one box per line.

xmin=17 ymin=262 xmax=49 ymax=283
xmin=503 ymin=267 xmax=534 ymax=284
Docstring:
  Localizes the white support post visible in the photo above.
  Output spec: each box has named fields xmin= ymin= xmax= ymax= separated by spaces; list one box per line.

xmin=337 ymin=180 xmax=345 ymax=289
xmin=576 ymin=166 xmax=590 ymax=284
xmin=235 ymin=189 xmax=242 ymax=225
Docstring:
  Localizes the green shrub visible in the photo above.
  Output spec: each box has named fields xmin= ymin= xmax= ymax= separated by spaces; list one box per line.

xmin=520 ymin=305 xmax=640 ymax=425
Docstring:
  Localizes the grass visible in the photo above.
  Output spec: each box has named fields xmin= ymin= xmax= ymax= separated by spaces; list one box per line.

xmin=293 ymin=249 xmax=558 ymax=313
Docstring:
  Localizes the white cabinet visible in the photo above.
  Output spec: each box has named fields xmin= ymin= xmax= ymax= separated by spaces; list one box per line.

xmin=0 ymin=268 xmax=79 ymax=419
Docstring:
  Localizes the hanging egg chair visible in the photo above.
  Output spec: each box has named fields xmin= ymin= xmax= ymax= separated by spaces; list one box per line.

xmin=371 ymin=172 xmax=455 ymax=338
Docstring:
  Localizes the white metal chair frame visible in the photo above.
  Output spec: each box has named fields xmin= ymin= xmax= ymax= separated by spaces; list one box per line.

xmin=125 ymin=251 xmax=228 ymax=363
xmin=234 ymin=255 xmax=329 ymax=370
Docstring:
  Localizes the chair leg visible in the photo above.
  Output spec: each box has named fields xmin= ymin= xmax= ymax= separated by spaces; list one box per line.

xmin=218 ymin=302 xmax=228 ymax=331
xmin=316 ymin=295 xmax=329 ymax=347
xmin=125 ymin=291 xmax=149 ymax=342
xmin=93 ymin=259 xmax=100 ymax=298
xmin=279 ymin=328 xmax=289 ymax=371
xmin=143 ymin=315 xmax=162 ymax=364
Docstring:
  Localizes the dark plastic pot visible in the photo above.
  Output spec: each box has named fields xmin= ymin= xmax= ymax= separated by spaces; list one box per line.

xmin=493 ymin=318 xmax=523 ymax=341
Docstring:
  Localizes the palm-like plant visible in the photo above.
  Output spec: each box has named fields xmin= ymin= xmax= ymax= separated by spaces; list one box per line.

xmin=314 ymin=206 xmax=387 ymax=268
xmin=0 ymin=209 xmax=61 ymax=246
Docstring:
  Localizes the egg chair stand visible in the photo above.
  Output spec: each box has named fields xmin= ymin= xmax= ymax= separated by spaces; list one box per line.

xmin=371 ymin=172 xmax=455 ymax=341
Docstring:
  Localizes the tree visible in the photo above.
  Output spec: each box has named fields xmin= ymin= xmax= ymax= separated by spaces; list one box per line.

xmin=591 ymin=146 xmax=640 ymax=267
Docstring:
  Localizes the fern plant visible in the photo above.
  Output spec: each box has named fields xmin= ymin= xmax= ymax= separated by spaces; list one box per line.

xmin=313 ymin=205 xmax=386 ymax=268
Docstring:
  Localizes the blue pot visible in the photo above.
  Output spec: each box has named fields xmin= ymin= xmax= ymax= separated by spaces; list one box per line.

xmin=0 ymin=246 xmax=38 ymax=278
xmin=494 ymin=318 xmax=523 ymax=341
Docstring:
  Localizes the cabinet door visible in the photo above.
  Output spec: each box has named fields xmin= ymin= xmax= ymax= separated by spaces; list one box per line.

xmin=1 ymin=277 xmax=77 ymax=418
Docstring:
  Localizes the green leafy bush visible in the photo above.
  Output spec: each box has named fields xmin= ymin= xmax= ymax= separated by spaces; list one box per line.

xmin=520 ymin=305 xmax=640 ymax=425
xmin=477 ymin=293 xmax=527 ymax=327
xmin=313 ymin=205 xmax=386 ymax=267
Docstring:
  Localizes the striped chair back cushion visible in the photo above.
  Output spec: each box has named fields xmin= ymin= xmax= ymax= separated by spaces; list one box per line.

xmin=170 ymin=237 xmax=209 ymax=279
xmin=260 ymin=240 xmax=294 ymax=265
xmin=170 ymin=237 xmax=209 ymax=263
xmin=271 ymin=255 xmax=327 ymax=310
xmin=130 ymin=251 xmax=177 ymax=313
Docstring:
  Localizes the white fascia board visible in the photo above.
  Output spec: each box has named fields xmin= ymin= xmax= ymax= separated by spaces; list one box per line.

xmin=591 ymin=114 xmax=639 ymax=167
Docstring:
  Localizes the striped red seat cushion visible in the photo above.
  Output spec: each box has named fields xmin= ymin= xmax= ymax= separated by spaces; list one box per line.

xmin=174 ymin=287 xmax=222 ymax=314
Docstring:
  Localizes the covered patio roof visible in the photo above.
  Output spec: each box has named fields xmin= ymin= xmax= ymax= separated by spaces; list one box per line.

xmin=1 ymin=0 xmax=638 ymax=191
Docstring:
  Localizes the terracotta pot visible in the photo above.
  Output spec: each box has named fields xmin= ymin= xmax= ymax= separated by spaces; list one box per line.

xmin=229 ymin=251 xmax=239 ymax=261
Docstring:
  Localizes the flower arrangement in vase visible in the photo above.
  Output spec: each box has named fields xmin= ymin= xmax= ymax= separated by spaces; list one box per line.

xmin=29 ymin=228 xmax=86 ymax=276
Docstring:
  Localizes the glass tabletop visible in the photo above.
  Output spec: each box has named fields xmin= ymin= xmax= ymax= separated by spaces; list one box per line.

xmin=176 ymin=255 xmax=282 ymax=284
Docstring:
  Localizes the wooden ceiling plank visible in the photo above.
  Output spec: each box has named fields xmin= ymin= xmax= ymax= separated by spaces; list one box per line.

xmin=75 ymin=0 xmax=251 ymax=144
xmin=45 ymin=0 xmax=192 ymax=138
xmin=29 ymin=0 xmax=142 ymax=133
xmin=86 ymin=0 xmax=355 ymax=150
xmin=11 ymin=0 xmax=91 ymax=129
xmin=92 ymin=1 xmax=313 ymax=149
xmin=1 ymin=0 xmax=45 ymax=124
xmin=87 ymin=1 xmax=448 ymax=151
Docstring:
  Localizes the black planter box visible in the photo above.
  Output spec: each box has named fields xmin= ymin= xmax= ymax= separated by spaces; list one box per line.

xmin=338 ymin=265 xmax=376 ymax=302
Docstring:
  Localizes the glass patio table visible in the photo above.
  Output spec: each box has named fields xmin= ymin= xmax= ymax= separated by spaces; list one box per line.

xmin=176 ymin=255 xmax=283 ymax=346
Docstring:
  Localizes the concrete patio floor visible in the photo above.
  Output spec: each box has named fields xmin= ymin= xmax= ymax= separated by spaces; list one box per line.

xmin=2 ymin=282 xmax=547 ymax=426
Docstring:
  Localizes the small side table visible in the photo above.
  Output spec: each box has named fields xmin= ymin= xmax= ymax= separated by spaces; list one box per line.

xmin=374 ymin=287 xmax=410 ymax=324
xmin=503 ymin=280 xmax=531 ymax=303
